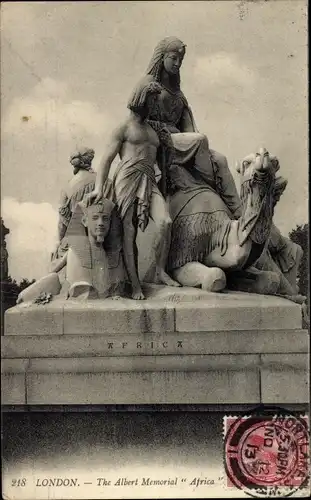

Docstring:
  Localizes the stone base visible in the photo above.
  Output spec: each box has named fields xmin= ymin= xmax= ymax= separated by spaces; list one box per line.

xmin=2 ymin=286 xmax=309 ymax=406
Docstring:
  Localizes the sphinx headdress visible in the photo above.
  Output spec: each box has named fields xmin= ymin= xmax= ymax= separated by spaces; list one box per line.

xmin=79 ymin=197 xmax=115 ymax=219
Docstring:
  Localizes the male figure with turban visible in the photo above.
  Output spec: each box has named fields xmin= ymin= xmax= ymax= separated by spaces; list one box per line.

xmin=86 ymin=80 xmax=180 ymax=300
xmin=52 ymin=147 xmax=96 ymax=262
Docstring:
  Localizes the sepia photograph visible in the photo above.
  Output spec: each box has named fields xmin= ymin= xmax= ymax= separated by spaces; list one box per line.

xmin=1 ymin=1 xmax=309 ymax=498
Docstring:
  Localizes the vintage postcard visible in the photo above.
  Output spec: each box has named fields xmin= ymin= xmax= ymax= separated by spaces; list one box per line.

xmin=1 ymin=1 xmax=309 ymax=499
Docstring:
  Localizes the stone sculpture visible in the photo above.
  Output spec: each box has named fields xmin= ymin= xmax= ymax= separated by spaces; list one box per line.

xmin=17 ymin=197 xmax=127 ymax=303
xmin=52 ymin=146 xmax=96 ymax=262
xmin=16 ymin=273 xmax=61 ymax=304
xmin=86 ymin=79 xmax=179 ymax=300
xmin=61 ymin=197 xmax=127 ymax=299
xmin=133 ymin=36 xmax=303 ymax=298
xmin=16 ymin=38 xmax=304 ymax=305
xmin=135 ymin=36 xmax=242 ymax=218
xmin=167 ymin=148 xmax=304 ymax=302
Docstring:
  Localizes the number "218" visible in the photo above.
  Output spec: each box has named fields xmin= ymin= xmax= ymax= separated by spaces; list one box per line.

xmin=11 ymin=478 xmax=26 ymax=487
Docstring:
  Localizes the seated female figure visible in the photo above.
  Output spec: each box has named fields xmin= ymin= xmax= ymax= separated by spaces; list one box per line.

xmin=136 ymin=36 xmax=242 ymax=218
xmin=134 ymin=36 xmax=301 ymax=289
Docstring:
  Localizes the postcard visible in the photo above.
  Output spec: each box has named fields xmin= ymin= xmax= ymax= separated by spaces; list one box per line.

xmin=1 ymin=1 xmax=309 ymax=499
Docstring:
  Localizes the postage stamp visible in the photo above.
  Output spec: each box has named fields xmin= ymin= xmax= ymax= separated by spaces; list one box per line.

xmin=224 ymin=410 xmax=309 ymax=498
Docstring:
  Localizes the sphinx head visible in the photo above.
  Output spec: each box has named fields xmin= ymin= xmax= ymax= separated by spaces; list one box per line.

xmin=81 ymin=198 xmax=115 ymax=244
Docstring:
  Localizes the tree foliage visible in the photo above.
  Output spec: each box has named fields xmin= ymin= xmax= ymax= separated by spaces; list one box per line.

xmin=1 ymin=276 xmax=36 ymax=334
xmin=1 ymin=277 xmax=35 ymax=310
xmin=288 ymin=223 xmax=309 ymax=299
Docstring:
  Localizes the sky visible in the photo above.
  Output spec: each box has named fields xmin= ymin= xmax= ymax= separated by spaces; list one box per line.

xmin=1 ymin=0 xmax=308 ymax=281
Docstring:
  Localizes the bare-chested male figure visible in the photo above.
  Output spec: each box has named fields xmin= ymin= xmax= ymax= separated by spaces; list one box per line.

xmin=86 ymin=80 xmax=180 ymax=299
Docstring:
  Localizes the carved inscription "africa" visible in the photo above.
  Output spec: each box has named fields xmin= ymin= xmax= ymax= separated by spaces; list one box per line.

xmin=104 ymin=341 xmax=183 ymax=350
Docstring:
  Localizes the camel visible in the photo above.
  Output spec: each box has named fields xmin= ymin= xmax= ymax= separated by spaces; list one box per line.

xmin=167 ymin=148 xmax=304 ymax=302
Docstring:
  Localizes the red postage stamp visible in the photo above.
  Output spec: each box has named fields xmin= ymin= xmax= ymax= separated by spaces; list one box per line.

xmin=224 ymin=412 xmax=309 ymax=497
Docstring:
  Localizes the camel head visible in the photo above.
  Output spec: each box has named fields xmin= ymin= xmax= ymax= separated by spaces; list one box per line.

xmin=237 ymin=146 xmax=280 ymax=183
xmin=236 ymin=147 xmax=288 ymax=245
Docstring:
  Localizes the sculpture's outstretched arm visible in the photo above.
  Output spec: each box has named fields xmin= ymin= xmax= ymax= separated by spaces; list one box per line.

xmin=87 ymin=124 xmax=126 ymax=205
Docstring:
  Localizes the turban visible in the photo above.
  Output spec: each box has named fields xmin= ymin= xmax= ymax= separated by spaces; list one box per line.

xmin=70 ymin=147 xmax=95 ymax=173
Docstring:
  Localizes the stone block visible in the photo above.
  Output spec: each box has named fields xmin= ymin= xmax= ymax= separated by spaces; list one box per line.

xmin=2 ymin=374 xmax=26 ymax=404
xmin=26 ymin=370 xmax=260 ymax=405
xmin=26 ymin=354 xmax=260 ymax=373
xmin=63 ymin=298 xmax=174 ymax=334
xmin=4 ymin=302 xmax=64 ymax=335
xmin=260 ymin=354 xmax=309 ymax=404
xmin=4 ymin=289 xmax=301 ymax=336
xmin=1 ymin=329 xmax=308 ymax=359
xmin=175 ymin=296 xmax=301 ymax=332
xmin=1 ymin=359 xmax=29 ymax=373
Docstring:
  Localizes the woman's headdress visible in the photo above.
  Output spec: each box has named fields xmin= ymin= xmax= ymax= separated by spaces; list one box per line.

xmin=146 ymin=37 xmax=186 ymax=88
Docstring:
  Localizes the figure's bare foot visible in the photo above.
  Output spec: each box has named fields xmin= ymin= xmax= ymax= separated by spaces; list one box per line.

xmin=158 ymin=269 xmax=181 ymax=287
xmin=132 ymin=287 xmax=145 ymax=300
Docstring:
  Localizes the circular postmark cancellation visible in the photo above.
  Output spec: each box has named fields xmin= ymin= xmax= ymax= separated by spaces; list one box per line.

xmin=224 ymin=408 xmax=309 ymax=498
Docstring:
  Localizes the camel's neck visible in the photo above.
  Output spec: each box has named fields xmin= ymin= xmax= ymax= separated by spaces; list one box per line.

xmin=238 ymin=173 xmax=275 ymax=246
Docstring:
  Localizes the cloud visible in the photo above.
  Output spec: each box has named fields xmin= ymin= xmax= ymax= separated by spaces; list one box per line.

xmin=1 ymin=77 xmax=116 ymax=280
xmin=3 ymin=77 xmax=109 ymax=146
xmin=1 ymin=197 xmax=58 ymax=281
xmin=193 ymin=52 xmax=256 ymax=88
xmin=1 ymin=2 xmax=38 ymax=50
xmin=1 ymin=77 xmax=112 ymax=207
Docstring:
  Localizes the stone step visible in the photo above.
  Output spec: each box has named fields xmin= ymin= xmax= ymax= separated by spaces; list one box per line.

xmin=4 ymin=289 xmax=302 ymax=335
xmin=2 ymin=353 xmax=308 ymax=405
xmin=2 ymin=288 xmax=307 ymax=406
xmin=2 ymin=353 xmax=308 ymax=373
xmin=1 ymin=330 xmax=308 ymax=358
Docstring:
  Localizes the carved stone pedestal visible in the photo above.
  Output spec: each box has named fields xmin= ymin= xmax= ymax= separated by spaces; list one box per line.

xmin=1 ymin=286 xmax=309 ymax=407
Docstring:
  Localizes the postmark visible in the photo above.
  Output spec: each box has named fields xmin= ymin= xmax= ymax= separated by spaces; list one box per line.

xmin=224 ymin=408 xmax=309 ymax=497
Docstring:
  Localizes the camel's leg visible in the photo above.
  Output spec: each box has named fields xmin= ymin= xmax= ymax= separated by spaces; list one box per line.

xmin=282 ymin=242 xmax=303 ymax=293
xmin=268 ymin=225 xmax=303 ymax=293
xmin=227 ymin=267 xmax=281 ymax=295
xmin=257 ymin=249 xmax=299 ymax=296
xmin=172 ymin=262 xmax=226 ymax=292
xmin=204 ymin=221 xmax=253 ymax=271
